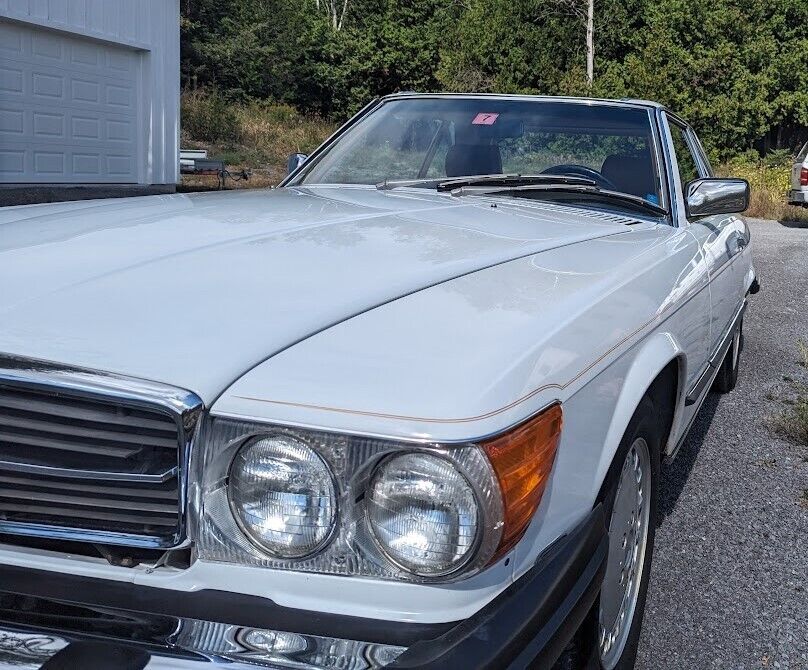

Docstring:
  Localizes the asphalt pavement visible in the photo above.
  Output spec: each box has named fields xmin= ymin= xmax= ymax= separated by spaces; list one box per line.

xmin=636 ymin=218 xmax=808 ymax=669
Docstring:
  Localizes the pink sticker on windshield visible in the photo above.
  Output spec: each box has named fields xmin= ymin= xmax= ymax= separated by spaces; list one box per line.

xmin=472 ymin=113 xmax=499 ymax=125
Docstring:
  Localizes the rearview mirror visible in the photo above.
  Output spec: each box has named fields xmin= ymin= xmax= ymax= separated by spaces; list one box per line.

xmin=685 ymin=178 xmax=750 ymax=217
xmin=287 ymin=153 xmax=308 ymax=175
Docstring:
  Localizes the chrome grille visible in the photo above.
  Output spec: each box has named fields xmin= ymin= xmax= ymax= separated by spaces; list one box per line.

xmin=0 ymin=356 xmax=203 ymax=548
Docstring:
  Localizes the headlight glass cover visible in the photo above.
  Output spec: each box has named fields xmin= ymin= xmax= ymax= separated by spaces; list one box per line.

xmin=367 ymin=453 xmax=480 ymax=576
xmin=193 ymin=417 xmax=504 ymax=582
xmin=228 ymin=435 xmax=337 ymax=558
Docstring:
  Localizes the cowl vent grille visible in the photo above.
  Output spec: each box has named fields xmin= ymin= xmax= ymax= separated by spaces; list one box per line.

xmin=0 ymin=356 xmax=203 ymax=549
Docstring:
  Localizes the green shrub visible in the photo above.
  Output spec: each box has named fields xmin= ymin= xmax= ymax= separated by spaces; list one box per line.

xmin=181 ymin=89 xmax=241 ymax=144
xmin=762 ymin=149 xmax=793 ymax=169
xmin=180 ymin=92 xmax=335 ymax=184
xmin=718 ymin=154 xmax=808 ymax=222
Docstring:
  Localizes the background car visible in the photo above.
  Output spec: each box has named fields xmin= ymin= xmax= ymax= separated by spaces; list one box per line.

xmin=789 ymin=141 xmax=808 ymax=206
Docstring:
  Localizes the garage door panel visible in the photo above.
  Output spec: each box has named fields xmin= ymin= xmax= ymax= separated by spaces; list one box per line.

xmin=0 ymin=20 xmax=139 ymax=183
xmin=32 ymin=109 xmax=63 ymax=137
xmin=3 ymin=58 xmax=137 ymax=115
xmin=32 ymin=70 xmax=64 ymax=99
xmin=33 ymin=150 xmax=64 ymax=176
xmin=0 ymin=21 xmax=22 ymax=53
xmin=0 ymin=143 xmax=137 ymax=182
xmin=106 ymin=48 xmax=136 ymax=74
xmin=0 ymin=107 xmax=24 ymax=134
xmin=0 ymin=102 xmax=136 ymax=144
xmin=0 ymin=65 xmax=24 ymax=96
xmin=31 ymin=29 xmax=62 ymax=60
xmin=0 ymin=149 xmax=25 ymax=177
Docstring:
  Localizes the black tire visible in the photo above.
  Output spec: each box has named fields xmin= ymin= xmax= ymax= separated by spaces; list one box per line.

xmin=712 ymin=319 xmax=743 ymax=393
xmin=558 ymin=395 xmax=662 ymax=670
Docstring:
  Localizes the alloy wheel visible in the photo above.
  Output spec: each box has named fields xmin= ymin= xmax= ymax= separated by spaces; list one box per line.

xmin=598 ymin=437 xmax=652 ymax=669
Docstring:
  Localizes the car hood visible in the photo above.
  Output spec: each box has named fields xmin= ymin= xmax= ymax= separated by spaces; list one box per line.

xmin=0 ymin=186 xmax=637 ymax=402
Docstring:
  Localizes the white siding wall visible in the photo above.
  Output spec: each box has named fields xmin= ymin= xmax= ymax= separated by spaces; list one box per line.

xmin=0 ymin=0 xmax=180 ymax=184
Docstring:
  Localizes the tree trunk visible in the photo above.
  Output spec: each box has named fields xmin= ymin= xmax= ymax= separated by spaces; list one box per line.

xmin=586 ymin=0 xmax=594 ymax=86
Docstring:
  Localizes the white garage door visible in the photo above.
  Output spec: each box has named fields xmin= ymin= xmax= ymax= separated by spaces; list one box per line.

xmin=0 ymin=21 xmax=140 ymax=183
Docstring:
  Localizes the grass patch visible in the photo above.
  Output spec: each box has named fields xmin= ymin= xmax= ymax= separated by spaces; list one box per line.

xmin=181 ymin=89 xmax=335 ymax=186
xmin=772 ymin=394 xmax=808 ymax=445
xmin=768 ymin=340 xmax=808 ymax=448
xmin=770 ymin=374 xmax=808 ymax=447
xmin=718 ymin=158 xmax=808 ymax=223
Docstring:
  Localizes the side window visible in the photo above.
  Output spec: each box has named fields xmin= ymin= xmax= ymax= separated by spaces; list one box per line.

xmin=667 ymin=119 xmax=701 ymax=197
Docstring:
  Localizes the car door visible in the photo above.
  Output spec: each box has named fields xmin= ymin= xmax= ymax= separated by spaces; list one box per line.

xmin=664 ymin=115 xmax=747 ymax=365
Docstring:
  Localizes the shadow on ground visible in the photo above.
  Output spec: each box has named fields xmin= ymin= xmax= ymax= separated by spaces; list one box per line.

xmin=657 ymin=392 xmax=721 ymax=521
xmin=779 ymin=218 xmax=808 ymax=229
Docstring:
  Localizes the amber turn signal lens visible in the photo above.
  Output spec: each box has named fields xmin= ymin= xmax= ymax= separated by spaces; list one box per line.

xmin=483 ymin=404 xmax=562 ymax=561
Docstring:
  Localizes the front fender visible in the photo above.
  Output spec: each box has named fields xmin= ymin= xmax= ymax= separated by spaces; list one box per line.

xmin=596 ymin=331 xmax=684 ymax=485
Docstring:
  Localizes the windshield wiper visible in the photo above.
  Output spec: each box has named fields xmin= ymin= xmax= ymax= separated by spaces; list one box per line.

xmin=374 ymin=174 xmax=665 ymax=216
xmin=435 ymin=174 xmax=597 ymax=191
xmin=375 ymin=174 xmax=596 ymax=191
xmin=445 ymin=182 xmax=667 ymax=217
xmin=376 ymin=177 xmax=444 ymax=190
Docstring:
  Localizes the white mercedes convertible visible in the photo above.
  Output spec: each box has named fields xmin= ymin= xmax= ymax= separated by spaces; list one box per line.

xmin=0 ymin=94 xmax=757 ymax=670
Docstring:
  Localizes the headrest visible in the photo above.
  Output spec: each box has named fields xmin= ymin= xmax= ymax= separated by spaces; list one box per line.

xmin=445 ymin=144 xmax=503 ymax=178
xmin=600 ymin=153 xmax=656 ymax=197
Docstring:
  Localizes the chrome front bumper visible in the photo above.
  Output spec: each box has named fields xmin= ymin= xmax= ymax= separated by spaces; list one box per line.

xmin=0 ymin=615 xmax=404 ymax=669
xmin=0 ymin=506 xmax=606 ymax=670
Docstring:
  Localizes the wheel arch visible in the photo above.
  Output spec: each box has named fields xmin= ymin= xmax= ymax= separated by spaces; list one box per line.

xmin=594 ymin=332 xmax=685 ymax=494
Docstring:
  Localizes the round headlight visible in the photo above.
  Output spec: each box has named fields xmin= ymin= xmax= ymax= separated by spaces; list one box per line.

xmin=366 ymin=452 xmax=480 ymax=577
xmin=228 ymin=435 xmax=337 ymax=559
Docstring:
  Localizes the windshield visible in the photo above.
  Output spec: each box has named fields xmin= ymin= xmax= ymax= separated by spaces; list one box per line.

xmin=297 ymin=97 xmax=663 ymax=207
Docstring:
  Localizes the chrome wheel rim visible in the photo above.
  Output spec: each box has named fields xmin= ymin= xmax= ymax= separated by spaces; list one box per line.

xmin=598 ymin=437 xmax=651 ymax=669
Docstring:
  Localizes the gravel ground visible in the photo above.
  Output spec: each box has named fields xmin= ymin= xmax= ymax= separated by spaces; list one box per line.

xmin=637 ymin=218 xmax=808 ymax=669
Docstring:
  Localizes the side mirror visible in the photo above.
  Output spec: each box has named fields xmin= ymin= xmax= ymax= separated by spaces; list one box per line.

xmin=287 ymin=153 xmax=308 ymax=175
xmin=685 ymin=178 xmax=750 ymax=217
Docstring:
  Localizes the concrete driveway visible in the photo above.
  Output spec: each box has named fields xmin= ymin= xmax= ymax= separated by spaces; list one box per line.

xmin=637 ymin=218 xmax=808 ymax=669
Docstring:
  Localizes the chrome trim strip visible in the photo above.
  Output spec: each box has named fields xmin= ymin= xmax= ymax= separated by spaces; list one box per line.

xmin=0 ymin=355 xmax=200 ymax=414
xmin=647 ymin=107 xmax=672 ymax=220
xmin=0 ymin=353 xmax=203 ymax=549
xmin=364 ymin=92 xmax=666 ymax=110
xmin=656 ymin=109 xmax=685 ymax=227
xmin=684 ymin=362 xmax=714 ymax=407
xmin=685 ymin=299 xmax=747 ymax=405
xmin=0 ymin=520 xmax=177 ymax=550
xmin=668 ymin=397 xmax=702 ymax=461
xmin=0 ymin=460 xmax=179 ymax=483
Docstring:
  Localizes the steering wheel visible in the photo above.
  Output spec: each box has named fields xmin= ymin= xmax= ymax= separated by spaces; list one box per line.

xmin=541 ymin=164 xmax=619 ymax=191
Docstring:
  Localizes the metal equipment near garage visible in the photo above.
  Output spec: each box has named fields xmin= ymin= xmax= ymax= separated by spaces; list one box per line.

xmin=180 ymin=149 xmax=251 ymax=189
